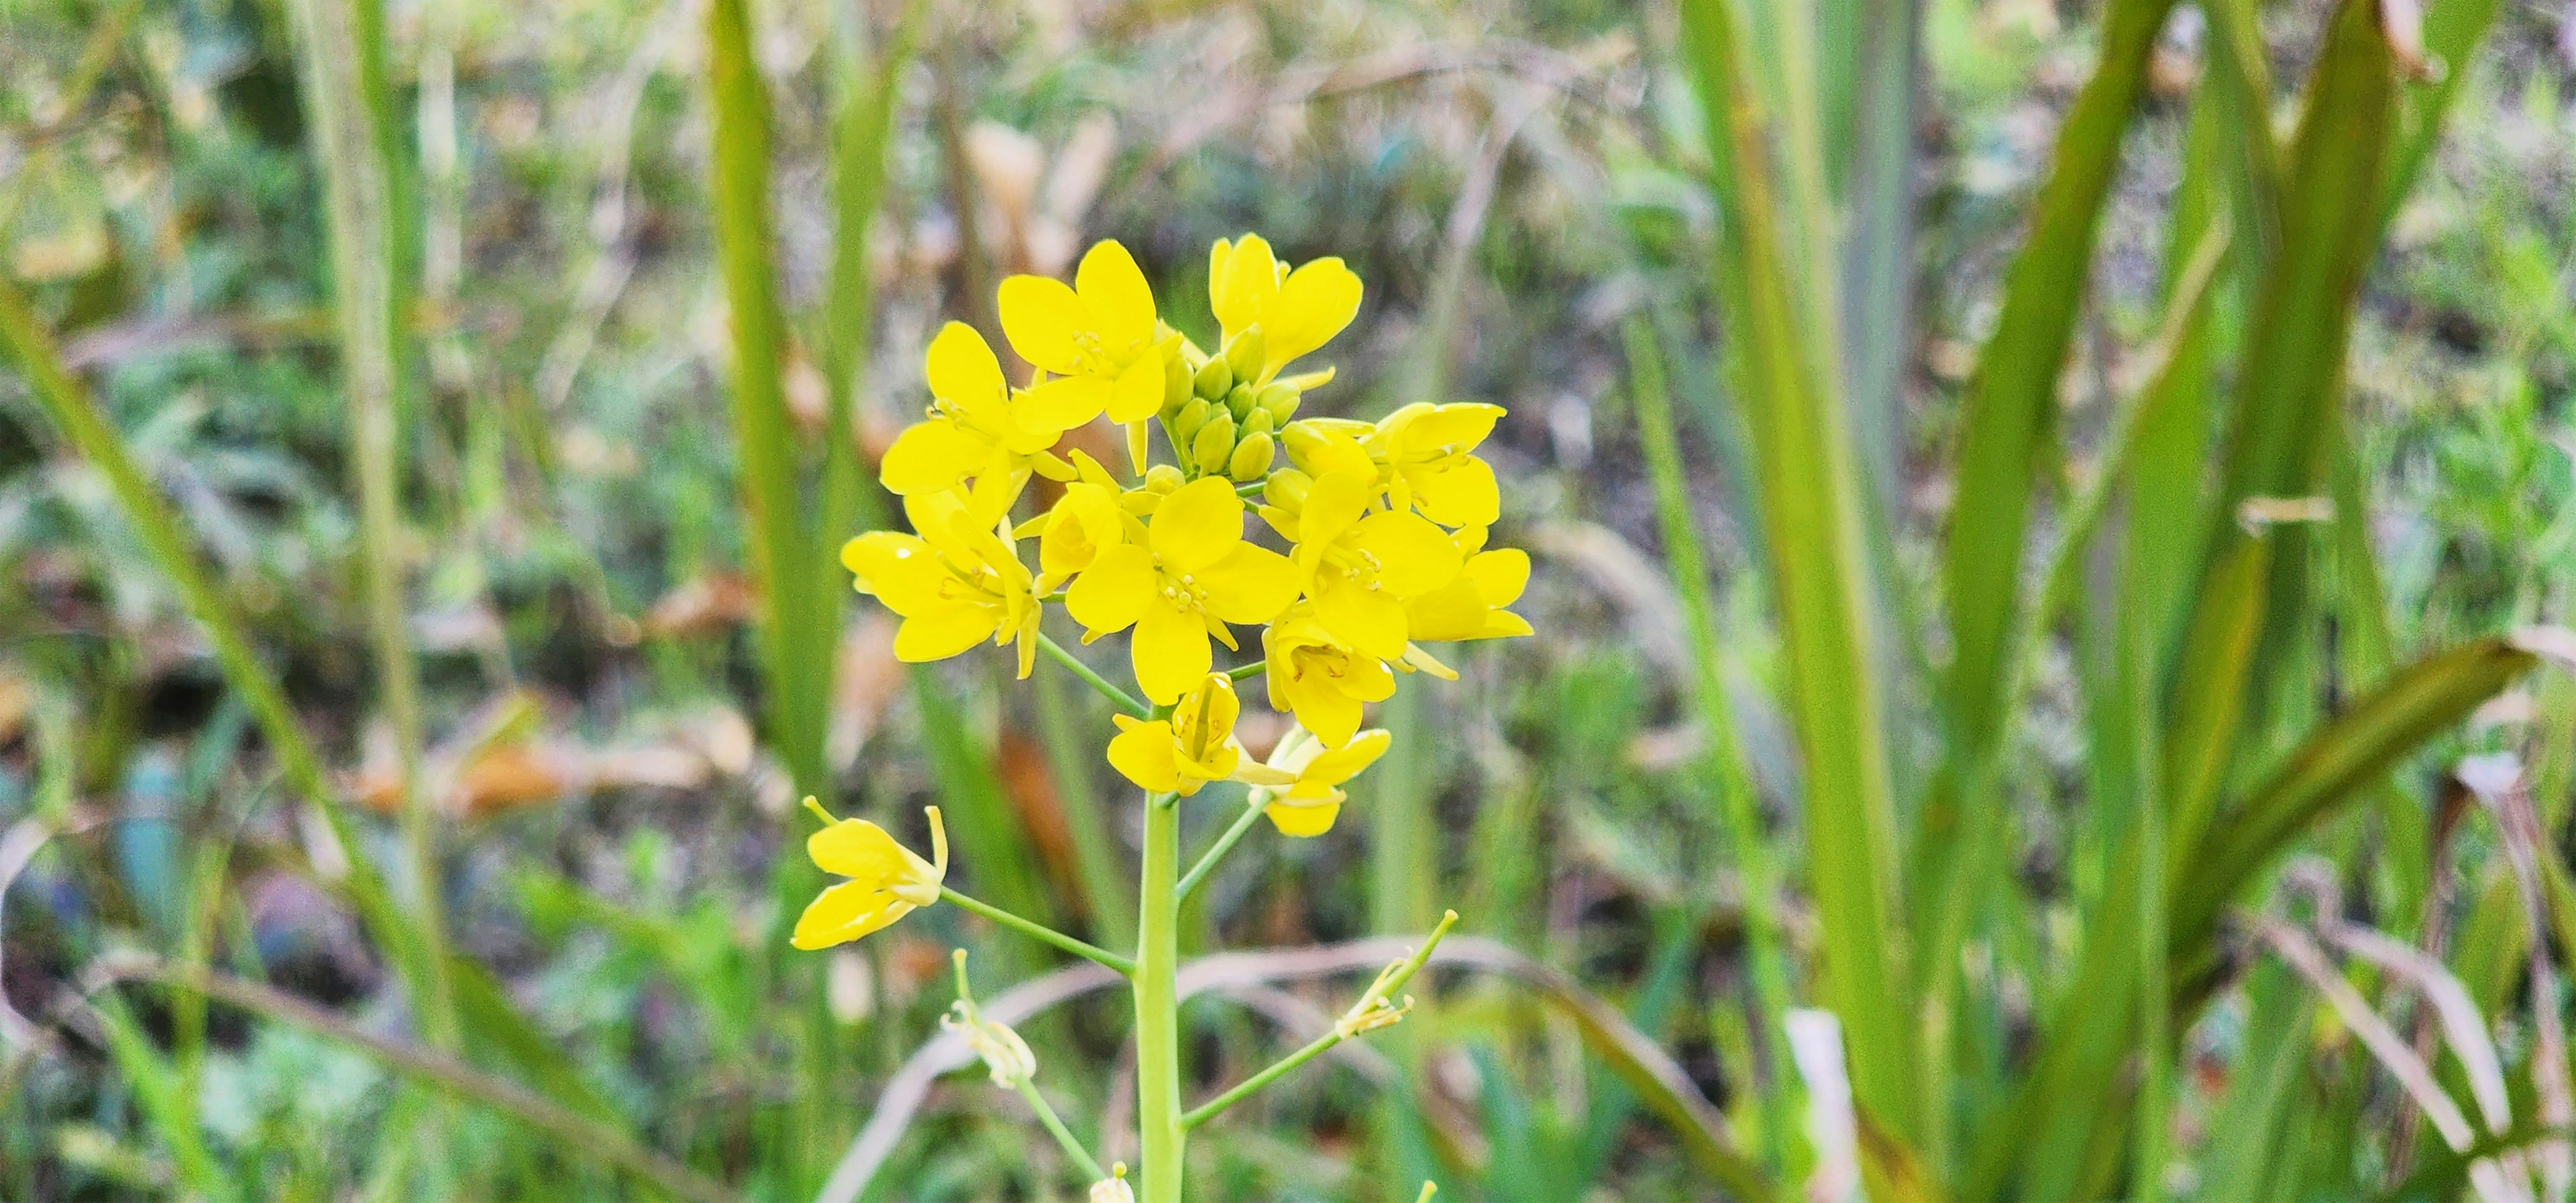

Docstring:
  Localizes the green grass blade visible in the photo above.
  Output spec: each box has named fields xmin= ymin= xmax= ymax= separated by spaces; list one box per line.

xmin=1676 ymin=0 xmax=1921 ymax=1166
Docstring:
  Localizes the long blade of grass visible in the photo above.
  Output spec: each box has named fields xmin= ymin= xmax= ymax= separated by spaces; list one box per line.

xmin=1676 ymin=0 xmax=1920 ymax=1167
xmin=1626 ymin=315 xmax=1801 ymax=1170
xmin=285 ymin=0 xmax=454 ymax=1047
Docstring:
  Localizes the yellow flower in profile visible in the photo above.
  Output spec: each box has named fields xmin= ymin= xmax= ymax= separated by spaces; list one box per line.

xmin=1250 ymin=727 xmax=1393 ymax=837
xmin=1065 ymin=476 xmax=1299 ymax=704
xmin=1263 ymin=603 xmax=1397 ymax=747
xmin=1369 ymin=402 xmax=1507 ymax=528
xmin=1106 ymin=673 xmax=1292 ymax=796
xmin=1208 ymin=235 xmax=1363 ymax=386
xmin=999 ymin=240 xmax=1169 ymax=425
xmin=791 ymin=798 xmax=945 ymax=950
xmin=1291 ymin=470 xmax=1462 ymax=661
xmin=879 ymin=323 xmax=1079 ymax=523
xmin=842 ymin=492 xmax=1042 ymax=676
xmin=1405 ymin=525 xmax=1534 ymax=643
xmin=1014 ymin=452 xmax=1142 ymax=592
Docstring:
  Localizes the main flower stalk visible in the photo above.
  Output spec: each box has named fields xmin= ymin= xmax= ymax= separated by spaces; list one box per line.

xmin=1135 ymin=790 xmax=1185 ymax=1202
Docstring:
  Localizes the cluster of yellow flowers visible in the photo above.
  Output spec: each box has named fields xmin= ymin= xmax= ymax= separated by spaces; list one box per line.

xmin=799 ymin=234 xmax=1526 ymax=948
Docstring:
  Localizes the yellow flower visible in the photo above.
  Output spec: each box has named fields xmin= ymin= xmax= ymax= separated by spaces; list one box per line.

xmin=1065 ymin=476 xmax=1299 ymax=704
xmin=1368 ymin=402 xmax=1505 ymax=528
xmin=842 ymin=492 xmax=1042 ymax=676
xmin=791 ymin=799 xmax=945 ymax=950
xmin=1251 ymin=726 xmax=1393 ymax=837
xmin=1105 ymin=673 xmax=1292 ymax=796
xmin=1012 ymin=452 xmax=1143 ymax=592
xmin=1208 ymin=235 xmax=1363 ymax=386
xmin=1405 ymin=525 xmax=1534 ymax=643
xmin=1263 ymin=603 xmax=1397 ymax=747
xmin=1290 ymin=470 xmax=1462 ymax=661
xmin=999 ymin=240 xmax=1169 ymax=426
xmin=879 ymin=323 xmax=1079 ymax=523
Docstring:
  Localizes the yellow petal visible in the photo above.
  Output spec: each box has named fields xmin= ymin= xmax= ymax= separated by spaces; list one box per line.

xmin=1106 ymin=719 xmax=1184 ymax=792
xmin=879 ymin=419 xmax=987 ymax=496
xmin=842 ymin=533 xmax=945 ymax=609
xmin=1287 ymin=680 xmax=1366 ymax=749
xmin=1352 ymin=511 xmax=1464 ymax=598
xmin=1263 ymin=797 xmax=1342 ymax=837
xmin=924 ymin=322 xmax=1009 ymax=406
xmin=1133 ymin=600 xmax=1212 ymax=705
xmin=895 ymin=605 xmax=1002 ymax=662
xmin=808 ymin=818 xmax=911 ymax=880
xmin=1265 ymin=258 xmax=1362 ymax=374
xmin=1107 ymin=352 xmax=1166 ymax=423
xmin=1019 ymin=376 xmax=1110 ymax=431
xmin=1149 ymin=477 xmax=1246 ymax=574
xmin=1410 ymin=456 xmax=1499 ymax=528
xmin=1065 ymin=542 xmax=1156 ymax=635
xmin=1211 ymin=234 xmax=1279 ymax=341
xmin=1075 ymin=240 xmax=1155 ymax=353
xmin=1302 ymin=729 xmax=1392 ymax=787
xmin=998 ymin=275 xmax=1086 ymax=374
xmin=1297 ymin=470 xmax=1372 ymax=548
xmin=1199 ymin=543 xmax=1300 ymax=625
xmin=1398 ymin=403 xmax=1505 ymax=457
xmin=1465 ymin=548 xmax=1531 ymax=607
xmin=1316 ymin=576 xmax=1409 ymax=661
xmin=791 ymin=880 xmax=914 ymax=949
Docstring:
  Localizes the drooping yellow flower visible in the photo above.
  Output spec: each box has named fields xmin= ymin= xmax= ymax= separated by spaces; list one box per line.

xmin=999 ymin=240 xmax=1169 ymax=426
xmin=791 ymin=798 xmax=945 ymax=950
xmin=1405 ymin=525 xmax=1534 ymax=643
xmin=1208 ymin=235 xmax=1363 ymax=386
xmin=842 ymin=492 xmax=1042 ymax=676
xmin=1290 ymin=470 xmax=1462 ymax=661
xmin=1065 ymin=476 xmax=1299 ymax=704
xmin=943 ymin=950 xmax=1038 ymax=1086
xmin=1105 ymin=673 xmax=1293 ymax=796
xmin=879 ymin=322 xmax=1079 ymax=523
xmin=1250 ymin=726 xmax=1393 ymax=837
xmin=1263 ymin=603 xmax=1397 ymax=747
xmin=1368 ymin=402 xmax=1505 ymax=528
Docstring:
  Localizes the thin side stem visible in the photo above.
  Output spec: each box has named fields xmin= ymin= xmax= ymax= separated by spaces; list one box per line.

xmin=941 ymin=887 xmax=1135 ymax=976
xmin=1175 ymin=794 xmax=1267 ymax=904
xmin=1039 ymin=632 xmax=1149 ymax=718
xmin=1225 ymin=661 xmax=1267 ymax=683
xmin=1135 ymin=789 xmax=1185 ymax=1202
xmin=1183 ymin=910 xmax=1458 ymax=1130
xmin=1013 ymin=1078 xmax=1107 ymax=1182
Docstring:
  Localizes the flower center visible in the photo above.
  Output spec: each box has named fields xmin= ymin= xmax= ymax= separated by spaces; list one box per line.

xmin=1156 ymin=564 xmax=1212 ymax=613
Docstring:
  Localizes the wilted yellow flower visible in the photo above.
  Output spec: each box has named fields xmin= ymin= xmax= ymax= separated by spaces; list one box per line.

xmin=1369 ymin=402 xmax=1505 ymax=528
xmin=943 ymin=950 xmax=1039 ymax=1086
xmin=1106 ymin=673 xmax=1292 ymax=796
xmin=791 ymin=799 xmax=946 ymax=950
xmin=1090 ymin=1167 xmax=1136 ymax=1203
xmin=1000 ymin=240 xmax=1169 ymax=425
xmin=1262 ymin=603 xmax=1396 ymax=747
xmin=1208 ymin=234 xmax=1362 ymax=386
xmin=842 ymin=492 xmax=1041 ymax=676
xmin=1405 ymin=526 xmax=1534 ymax=643
xmin=879 ymin=323 xmax=1079 ymax=523
xmin=1290 ymin=470 xmax=1462 ymax=661
xmin=1251 ymin=726 xmax=1393 ymax=837
xmin=1065 ymin=477 xmax=1299 ymax=704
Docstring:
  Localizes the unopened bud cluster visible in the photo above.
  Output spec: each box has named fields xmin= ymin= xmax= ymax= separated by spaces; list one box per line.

xmin=1163 ymin=325 xmax=1300 ymax=482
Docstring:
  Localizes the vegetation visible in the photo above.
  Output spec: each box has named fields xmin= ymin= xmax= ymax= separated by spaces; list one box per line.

xmin=3 ymin=0 xmax=2574 ymax=1198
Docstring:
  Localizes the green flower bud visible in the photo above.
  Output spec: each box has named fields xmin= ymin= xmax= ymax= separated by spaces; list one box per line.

xmin=1280 ymin=421 xmax=1334 ymax=474
xmin=1224 ymin=325 xmax=1267 ymax=384
xmin=1171 ymin=397 xmax=1212 ymax=448
xmin=1239 ymin=407 xmax=1273 ymax=438
xmin=1142 ymin=464 xmax=1186 ymax=494
xmin=1192 ymin=355 xmax=1233 ymax=402
xmin=1162 ymin=348 xmax=1194 ymax=418
xmin=1191 ymin=413 xmax=1236 ymax=476
xmin=1256 ymin=382 xmax=1301 ymax=423
xmin=1225 ymin=384 xmax=1257 ymax=423
xmin=1227 ymin=431 xmax=1276 ymax=482
xmin=1265 ymin=468 xmax=1313 ymax=513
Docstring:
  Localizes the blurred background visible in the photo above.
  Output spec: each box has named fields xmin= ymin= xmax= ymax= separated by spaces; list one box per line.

xmin=3 ymin=0 xmax=2575 ymax=1198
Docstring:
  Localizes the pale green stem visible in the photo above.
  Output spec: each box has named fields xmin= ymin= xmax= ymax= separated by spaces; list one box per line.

xmin=1175 ymin=794 xmax=1268 ymax=904
xmin=1183 ymin=910 xmax=1459 ymax=1130
xmin=1014 ymin=1078 xmax=1108 ymax=1182
xmin=1225 ymin=661 xmax=1267 ymax=683
xmin=1136 ymin=787 xmax=1184 ymax=1202
xmin=939 ymin=886 xmax=1135 ymax=976
xmin=1038 ymin=631 xmax=1148 ymax=718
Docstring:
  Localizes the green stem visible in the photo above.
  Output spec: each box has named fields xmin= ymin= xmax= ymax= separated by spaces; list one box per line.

xmin=1039 ymin=632 xmax=1149 ymax=718
xmin=1175 ymin=794 xmax=1267 ymax=904
xmin=1183 ymin=910 xmax=1459 ymax=1130
xmin=1225 ymin=661 xmax=1267 ymax=683
xmin=1136 ymin=789 xmax=1185 ymax=1202
xmin=940 ymin=886 xmax=1135 ymax=976
xmin=1013 ymin=1078 xmax=1107 ymax=1182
